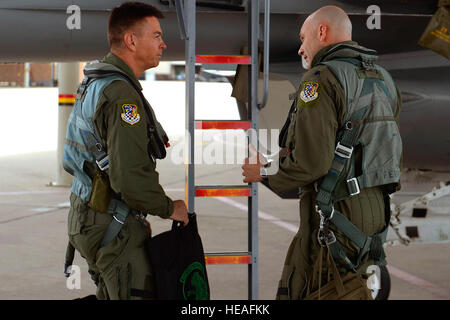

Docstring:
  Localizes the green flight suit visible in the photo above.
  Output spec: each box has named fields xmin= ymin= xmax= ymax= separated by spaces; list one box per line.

xmin=268 ymin=41 xmax=402 ymax=300
xmin=67 ymin=53 xmax=174 ymax=300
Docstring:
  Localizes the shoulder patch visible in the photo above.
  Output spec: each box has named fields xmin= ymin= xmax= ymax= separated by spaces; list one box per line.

xmin=121 ymin=104 xmax=140 ymax=125
xmin=299 ymin=81 xmax=320 ymax=103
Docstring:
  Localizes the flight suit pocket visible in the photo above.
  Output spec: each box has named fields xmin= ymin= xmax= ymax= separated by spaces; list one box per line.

xmin=287 ymin=233 xmax=310 ymax=300
xmin=68 ymin=206 xmax=82 ymax=236
xmin=284 ymin=234 xmax=299 ymax=266
xmin=101 ymin=263 xmax=131 ymax=300
xmin=288 ymin=268 xmax=308 ymax=300
xmin=68 ymin=193 xmax=88 ymax=236
xmin=96 ymin=221 xmax=131 ymax=273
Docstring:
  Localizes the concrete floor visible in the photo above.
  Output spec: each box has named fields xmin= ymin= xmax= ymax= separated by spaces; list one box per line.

xmin=0 ymin=150 xmax=449 ymax=300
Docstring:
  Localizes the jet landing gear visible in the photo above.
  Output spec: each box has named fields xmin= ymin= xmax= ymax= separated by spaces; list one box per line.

xmin=367 ymin=265 xmax=391 ymax=300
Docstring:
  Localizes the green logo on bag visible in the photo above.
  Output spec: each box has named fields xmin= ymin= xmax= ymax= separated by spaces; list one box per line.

xmin=179 ymin=262 xmax=209 ymax=300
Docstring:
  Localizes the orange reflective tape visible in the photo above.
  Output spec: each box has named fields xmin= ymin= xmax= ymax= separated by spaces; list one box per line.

xmin=196 ymin=188 xmax=250 ymax=197
xmin=196 ymin=55 xmax=251 ymax=65
xmin=205 ymin=255 xmax=251 ymax=265
xmin=195 ymin=121 xmax=251 ymax=130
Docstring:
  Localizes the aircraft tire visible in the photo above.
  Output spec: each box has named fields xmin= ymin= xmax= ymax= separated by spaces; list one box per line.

xmin=374 ymin=265 xmax=391 ymax=300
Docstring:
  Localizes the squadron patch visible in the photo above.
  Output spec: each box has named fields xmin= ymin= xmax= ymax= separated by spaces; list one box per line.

xmin=121 ymin=104 xmax=140 ymax=125
xmin=299 ymin=82 xmax=320 ymax=103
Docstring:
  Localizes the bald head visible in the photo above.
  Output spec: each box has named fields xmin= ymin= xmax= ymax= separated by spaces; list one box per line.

xmin=307 ymin=6 xmax=352 ymax=41
xmin=298 ymin=6 xmax=352 ymax=69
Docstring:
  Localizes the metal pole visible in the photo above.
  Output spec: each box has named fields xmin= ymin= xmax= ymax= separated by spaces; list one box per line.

xmin=24 ymin=63 xmax=30 ymax=87
xmin=248 ymin=0 xmax=259 ymax=300
xmin=53 ymin=62 xmax=79 ymax=187
xmin=185 ymin=0 xmax=196 ymax=213
xmin=258 ymin=0 xmax=270 ymax=110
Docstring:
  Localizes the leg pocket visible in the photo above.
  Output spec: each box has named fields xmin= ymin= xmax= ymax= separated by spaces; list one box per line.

xmin=97 ymin=217 xmax=153 ymax=300
xmin=276 ymin=234 xmax=299 ymax=300
xmin=100 ymin=263 xmax=131 ymax=300
xmin=276 ymin=265 xmax=294 ymax=300
xmin=277 ymin=234 xmax=304 ymax=300
xmin=95 ymin=222 xmax=131 ymax=272
xmin=68 ymin=206 xmax=82 ymax=236
xmin=288 ymin=268 xmax=308 ymax=300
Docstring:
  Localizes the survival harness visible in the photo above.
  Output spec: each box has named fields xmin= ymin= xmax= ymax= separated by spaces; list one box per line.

xmin=314 ymin=52 xmax=402 ymax=273
xmin=63 ymin=61 xmax=169 ymax=277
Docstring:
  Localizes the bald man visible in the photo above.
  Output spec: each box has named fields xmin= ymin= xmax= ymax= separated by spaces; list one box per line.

xmin=242 ymin=6 xmax=402 ymax=300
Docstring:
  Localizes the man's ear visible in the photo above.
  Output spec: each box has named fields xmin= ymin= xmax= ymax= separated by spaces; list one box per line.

xmin=123 ymin=32 xmax=136 ymax=52
xmin=318 ymin=24 xmax=328 ymax=42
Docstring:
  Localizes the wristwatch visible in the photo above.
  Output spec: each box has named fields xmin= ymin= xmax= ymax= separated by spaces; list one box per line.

xmin=260 ymin=166 xmax=268 ymax=178
xmin=259 ymin=162 xmax=271 ymax=180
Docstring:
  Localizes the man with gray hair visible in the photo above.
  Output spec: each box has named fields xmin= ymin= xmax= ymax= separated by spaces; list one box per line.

xmin=242 ymin=6 xmax=402 ymax=299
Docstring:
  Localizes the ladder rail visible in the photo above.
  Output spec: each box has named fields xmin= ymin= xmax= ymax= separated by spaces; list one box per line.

xmin=185 ymin=0 xmax=196 ymax=214
xmin=247 ymin=0 xmax=259 ymax=300
xmin=258 ymin=0 xmax=270 ymax=110
xmin=182 ymin=0 xmax=268 ymax=301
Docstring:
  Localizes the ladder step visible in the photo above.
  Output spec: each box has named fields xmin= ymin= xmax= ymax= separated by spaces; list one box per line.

xmin=196 ymin=55 xmax=251 ymax=65
xmin=205 ymin=252 xmax=251 ymax=265
xmin=196 ymin=185 xmax=250 ymax=197
xmin=195 ymin=120 xmax=251 ymax=130
xmin=58 ymin=94 xmax=76 ymax=105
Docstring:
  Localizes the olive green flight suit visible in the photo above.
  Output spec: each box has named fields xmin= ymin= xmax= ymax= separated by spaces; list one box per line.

xmin=67 ymin=53 xmax=174 ymax=299
xmin=268 ymin=41 xmax=402 ymax=300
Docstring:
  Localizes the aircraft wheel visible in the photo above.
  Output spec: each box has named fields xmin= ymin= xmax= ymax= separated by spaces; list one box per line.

xmin=367 ymin=265 xmax=391 ymax=300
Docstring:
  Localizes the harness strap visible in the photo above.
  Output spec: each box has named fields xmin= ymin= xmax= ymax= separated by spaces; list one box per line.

xmin=327 ymin=240 xmax=357 ymax=271
xmin=82 ymin=131 xmax=110 ymax=171
xmin=316 ymin=108 xmax=364 ymax=216
xmin=100 ymin=198 xmax=138 ymax=248
xmin=330 ymin=210 xmax=368 ymax=249
xmin=325 ymin=203 xmax=391 ymax=271
xmin=314 ymin=57 xmax=395 ymax=271
xmin=63 ymin=198 xmax=141 ymax=276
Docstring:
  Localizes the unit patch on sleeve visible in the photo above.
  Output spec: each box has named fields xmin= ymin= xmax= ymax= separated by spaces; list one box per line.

xmin=300 ymin=82 xmax=320 ymax=103
xmin=121 ymin=104 xmax=141 ymax=125
xmin=297 ymin=81 xmax=321 ymax=108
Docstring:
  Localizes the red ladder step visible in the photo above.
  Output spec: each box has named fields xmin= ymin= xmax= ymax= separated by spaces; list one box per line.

xmin=205 ymin=252 xmax=251 ymax=265
xmin=195 ymin=120 xmax=251 ymax=130
xmin=196 ymin=185 xmax=250 ymax=197
xmin=196 ymin=55 xmax=251 ymax=65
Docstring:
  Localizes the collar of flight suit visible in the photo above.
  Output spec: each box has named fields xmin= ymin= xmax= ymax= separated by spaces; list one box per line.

xmin=103 ymin=52 xmax=143 ymax=91
xmin=311 ymin=40 xmax=378 ymax=68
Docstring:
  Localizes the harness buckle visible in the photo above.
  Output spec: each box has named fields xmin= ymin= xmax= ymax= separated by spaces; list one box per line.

xmin=335 ymin=142 xmax=353 ymax=159
xmin=318 ymin=229 xmax=337 ymax=247
xmin=325 ymin=230 xmax=337 ymax=245
xmin=316 ymin=204 xmax=336 ymax=247
xmin=347 ymin=177 xmax=361 ymax=196
xmin=96 ymin=154 xmax=110 ymax=171
xmin=113 ymin=215 xmax=125 ymax=225
xmin=315 ymin=204 xmax=334 ymax=220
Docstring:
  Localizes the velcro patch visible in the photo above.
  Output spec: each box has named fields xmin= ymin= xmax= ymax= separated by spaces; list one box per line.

xmin=121 ymin=104 xmax=140 ymax=125
xmin=299 ymin=82 xmax=320 ymax=103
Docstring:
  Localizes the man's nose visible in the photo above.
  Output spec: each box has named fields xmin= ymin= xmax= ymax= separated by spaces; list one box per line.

xmin=298 ymin=46 xmax=304 ymax=57
xmin=161 ymin=40 xmax=167 ymax=49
